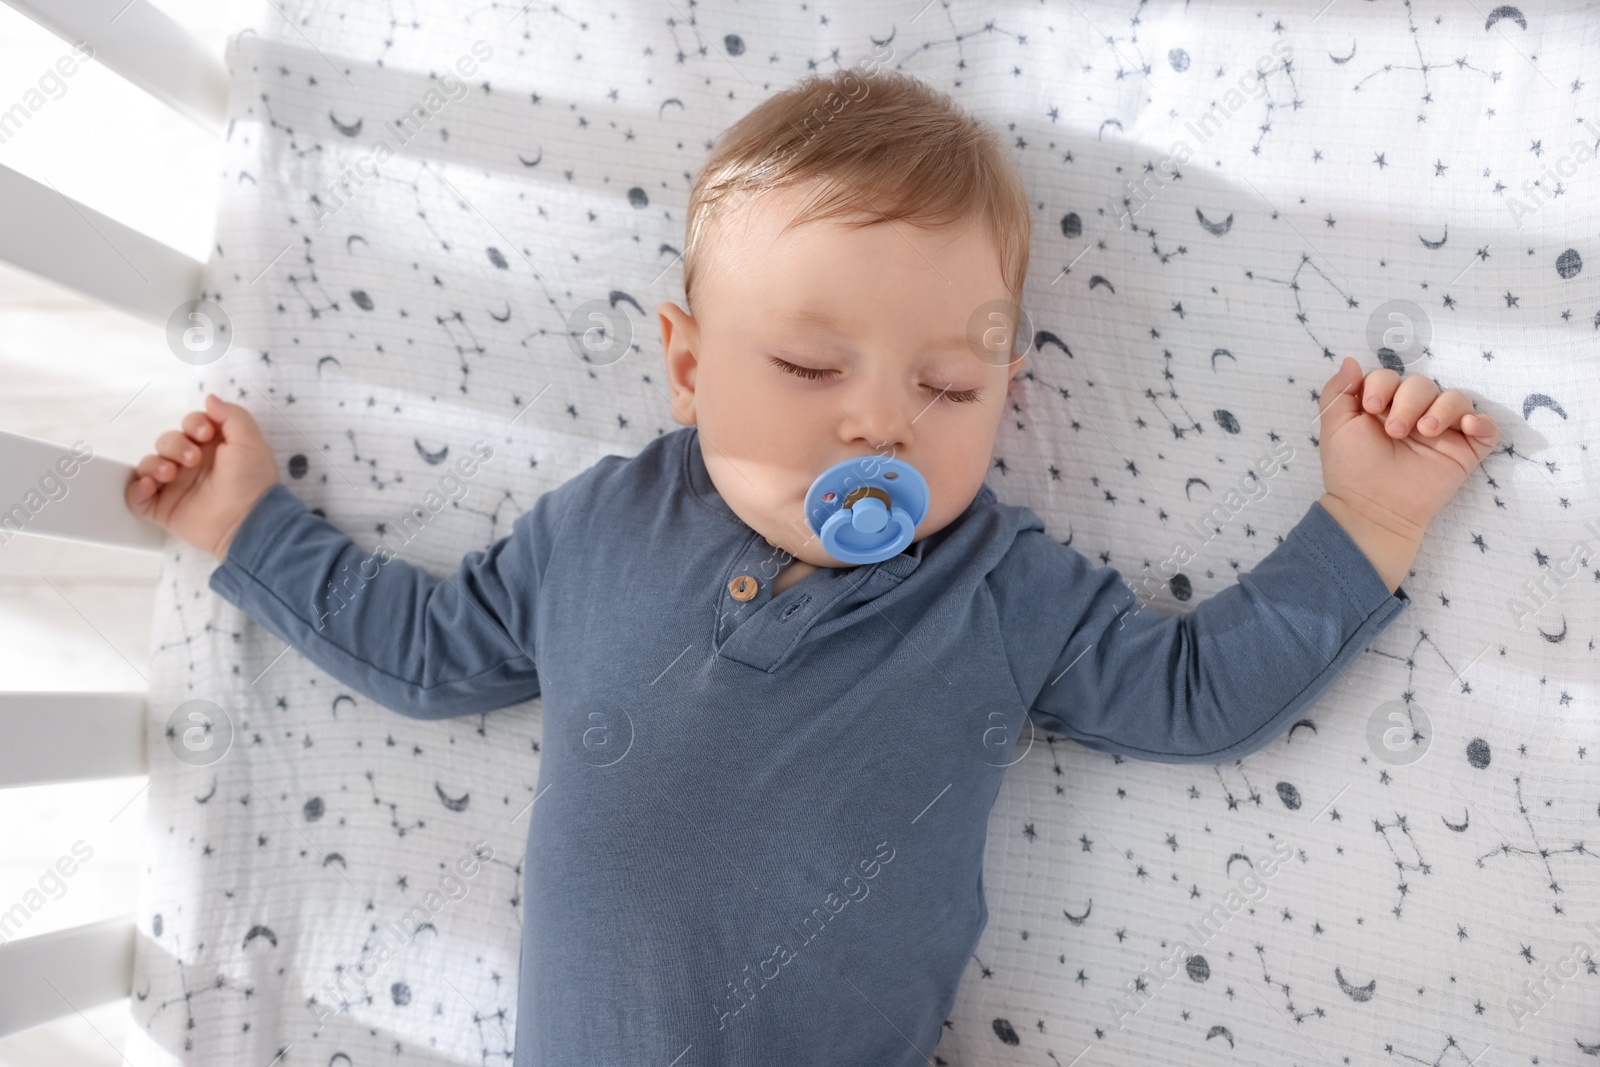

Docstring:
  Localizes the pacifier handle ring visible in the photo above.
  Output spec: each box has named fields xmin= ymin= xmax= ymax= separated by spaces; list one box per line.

xmin=819 ymin=505 xmax=916 ymax=564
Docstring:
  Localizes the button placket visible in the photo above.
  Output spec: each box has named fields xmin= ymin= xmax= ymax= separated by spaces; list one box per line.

xmin=717 ymin=564 xmax=873 ymax=671
xmin=715 ymin=535 xmax=775 ymax=644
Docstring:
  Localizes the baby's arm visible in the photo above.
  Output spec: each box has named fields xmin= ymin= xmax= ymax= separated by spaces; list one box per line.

xmin=127 ymin=395 xmax=560 ymax=719
xmin=992 ymin=501 xmax=1406 ymax=764
xmin=993 ymin=358 xmax=1497 ymax=764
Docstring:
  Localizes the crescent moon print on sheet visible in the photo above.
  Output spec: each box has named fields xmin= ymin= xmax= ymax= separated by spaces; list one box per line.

xmin=133 ymin=3 xmax=1599 ymax=1066
xmin=1335 ymin=967 xmax=1377 ymax=1002
xmin=434 ymin=783 xmax=471 ymax=812
xmin=1196 ymin=208 xmax=1233 ymax=236
xmin=328 ymin=110 xmax=363 ymax=136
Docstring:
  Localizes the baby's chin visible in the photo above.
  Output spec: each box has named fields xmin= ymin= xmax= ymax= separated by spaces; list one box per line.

xmin=744 ymin=509 xmax=836 ymax=568
xmin=756 ymin=524 xmax=828 ymax=566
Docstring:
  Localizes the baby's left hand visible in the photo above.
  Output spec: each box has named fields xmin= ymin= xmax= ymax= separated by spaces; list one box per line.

xmin=1317 ymin=356 xmax=1499 ymax=541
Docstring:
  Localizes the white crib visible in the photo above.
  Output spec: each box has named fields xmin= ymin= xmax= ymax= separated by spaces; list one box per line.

xmin=0 ymin=0 xmax=226 ymax=1041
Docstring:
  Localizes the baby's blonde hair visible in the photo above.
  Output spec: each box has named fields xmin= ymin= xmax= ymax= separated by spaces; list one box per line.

xmin=683 ymin=66 xmax=1031 ymax=312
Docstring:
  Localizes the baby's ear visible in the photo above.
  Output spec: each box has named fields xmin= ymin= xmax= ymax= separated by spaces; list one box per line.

xmin=656 ymin=301 xmax=696 ymax=356
xmin=657 ymin=302 xmax=700 ymax=426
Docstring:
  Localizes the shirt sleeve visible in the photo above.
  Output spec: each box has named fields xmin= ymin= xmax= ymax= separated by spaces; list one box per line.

xmin=207 ymin=473 xmax=583 ymax=720
xmin=988 ymin=499 xmax=1411 ymax=763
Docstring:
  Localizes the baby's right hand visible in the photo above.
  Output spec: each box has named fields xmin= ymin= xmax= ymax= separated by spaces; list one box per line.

xmin=125 ymin=394 xmax=281 ymax=562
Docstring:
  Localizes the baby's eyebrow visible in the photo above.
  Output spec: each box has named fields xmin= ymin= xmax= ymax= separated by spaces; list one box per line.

xmin=781 ymin=308 xmax=843 ymax=328
xmin=780 ymin=308 xmax=969 ymax=355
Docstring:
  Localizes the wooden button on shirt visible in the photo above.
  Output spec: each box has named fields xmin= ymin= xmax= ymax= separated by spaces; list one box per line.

xmin=206 ymin=425 xmax=1410 ymax=1066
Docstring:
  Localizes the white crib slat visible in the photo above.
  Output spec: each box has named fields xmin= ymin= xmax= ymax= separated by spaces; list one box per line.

xmin=0 ymin=692 xmax=148 ymax=789
xmin=0 ymin=916 xmax=136 ymax=1038
xmin=3 ymin=0 xmax=229 ymax=132
xmin=0 ymin=430 xmax=167 ymax=552
xmin=0 ymin=164 xmax=205 ymax=326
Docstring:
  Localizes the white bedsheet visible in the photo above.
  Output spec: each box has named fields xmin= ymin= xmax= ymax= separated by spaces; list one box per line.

xmin=127 ymin=2 xmax=1599 ymax=1064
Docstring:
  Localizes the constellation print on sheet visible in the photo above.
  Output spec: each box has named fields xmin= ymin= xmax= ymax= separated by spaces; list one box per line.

xmin=1246 ymin=252 xmax=1363 ymax=364
xmin=1371 ymin=811 xmax=1432 ymax=919
xmin=1382 ymin=1031 xmax=1495 ymax=1067
xmin=284 ymin=234 xmax=345 ymax=320
xmin=1254 ymin=942 xmax=1328 ymax=1024
xmin=1348 ymin=0 xmax=1506 ymax=126
xmin=137 ymin=926 xmax=258 ymax=1052
xmin=1135 ymin=349 xmax=1208 ymax=442
xmin=365 ymin=768 xmax=431 ymax=838
xmin=1213 ymin=761 xmax=1264 ymax=812
xmin=1473 ymin=773 xmax=1597 ymax=915
xmin=1246 ymin=39 xmax=1302 ymax=158
xmin=1365 ymin=629 xmax=1506 ymax=699
xmin=147 ymin=574 xmax=236 ymax=690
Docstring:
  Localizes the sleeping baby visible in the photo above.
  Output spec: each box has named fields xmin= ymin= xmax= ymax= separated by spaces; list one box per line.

xmin=125 ymin=67 xmax=1499 ymax=1065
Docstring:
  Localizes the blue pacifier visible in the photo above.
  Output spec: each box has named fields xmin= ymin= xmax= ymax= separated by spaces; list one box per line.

xmin=802 ymin=455 xmax=930 ymax=565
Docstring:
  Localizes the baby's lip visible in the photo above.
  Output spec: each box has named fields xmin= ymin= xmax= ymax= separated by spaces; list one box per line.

xmin=814 ymin=456 xmax=903 ymax=488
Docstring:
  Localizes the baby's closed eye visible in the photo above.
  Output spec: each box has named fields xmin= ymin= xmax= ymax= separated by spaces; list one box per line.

xmin=765 ymin=355 xmax=982 ymax=403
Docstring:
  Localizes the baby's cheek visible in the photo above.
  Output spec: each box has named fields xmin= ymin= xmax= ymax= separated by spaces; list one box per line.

xmin=930 ymin=448 xmax=988 ymax=509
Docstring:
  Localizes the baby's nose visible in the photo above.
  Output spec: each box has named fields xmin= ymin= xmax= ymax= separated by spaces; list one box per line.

xmin=842 ymin=410 xmax=911 ymax=458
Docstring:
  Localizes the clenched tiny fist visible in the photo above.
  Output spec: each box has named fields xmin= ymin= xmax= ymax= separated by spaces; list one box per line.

xmin=125 ymin=394 xmax=281 ymax=562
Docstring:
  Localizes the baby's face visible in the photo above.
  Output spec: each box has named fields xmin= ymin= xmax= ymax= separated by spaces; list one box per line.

xmin=657 ymin=182 xmax=1024 ymax=569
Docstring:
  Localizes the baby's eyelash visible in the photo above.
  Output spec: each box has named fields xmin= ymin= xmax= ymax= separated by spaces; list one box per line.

xmin=767 ymin=356 xmax=836 ymax=382
xmin=767 ymin=357 xmax=982 ymax=404
xmin=925 ymin=383 xmax=983 ymax=404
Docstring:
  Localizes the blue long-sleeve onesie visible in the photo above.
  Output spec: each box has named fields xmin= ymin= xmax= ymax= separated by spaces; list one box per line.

xmin=207 ymin=425 xmax=1409 ymax=1065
